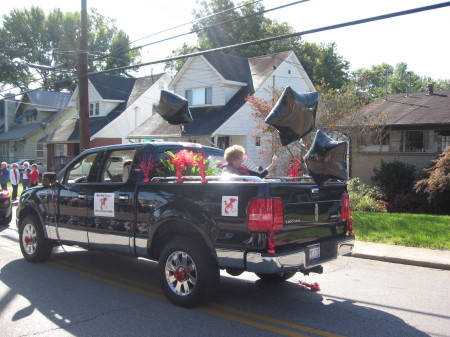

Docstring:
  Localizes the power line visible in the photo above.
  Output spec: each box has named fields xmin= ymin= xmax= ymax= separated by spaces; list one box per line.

xmin=90 ymin=1 xmax=450 ymax=76
xmin=4 ymin=1 xmax=450 ymax=99
xmin=126 ymin=0 xmax=264 ymax=48
xmin=92 ymin=0 xmax=310 ymax=62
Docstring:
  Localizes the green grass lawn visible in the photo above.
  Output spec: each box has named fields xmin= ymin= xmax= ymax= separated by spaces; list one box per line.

xmin=353 ymin=211 xmax=450 ymax=250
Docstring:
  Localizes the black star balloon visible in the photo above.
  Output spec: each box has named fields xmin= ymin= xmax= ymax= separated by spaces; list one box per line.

xmin=153 ymin=90 xmax=193 ymax=125
xmin=305 ymin=130 xmax=348 ymax=185
xmin=265 ymin=86 xmax=319 ymax=146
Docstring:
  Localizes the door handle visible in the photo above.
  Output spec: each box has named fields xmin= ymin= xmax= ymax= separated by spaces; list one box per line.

xmin=119 ymin=194 xmax=129 ymax=201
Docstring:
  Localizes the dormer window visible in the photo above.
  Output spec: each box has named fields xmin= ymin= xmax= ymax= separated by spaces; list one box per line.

xmin=89 ymin=102 xmax=100 ymax=116
xmin=185 ymin=87 xmax=212 ymax=105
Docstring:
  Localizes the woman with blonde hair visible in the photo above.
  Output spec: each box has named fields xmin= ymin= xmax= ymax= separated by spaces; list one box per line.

xmin=222 ymin=145 xmax=276 ymax=178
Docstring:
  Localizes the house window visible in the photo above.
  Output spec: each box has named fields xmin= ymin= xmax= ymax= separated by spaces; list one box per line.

xmin=186 ymin=88 xmax=212 ymax=105
xmin=255 ymin=137 xmax=261 ymax=147
xmin=54 ymin=144 xmax=68 ymax=156
xmin=89 ymin=102 xmax=100 ymax=116
xmin=0 ymin=143 xmax=8 ymax=158
xmin=403 ymin=130 xmax=425 ymax=152
xmin=36 ymin=143 xmax=44 ymax=159
xmin=215 ymin=136 xmax=230 ymax=150
xmin=442 ymin=136 xmax=450 ymax=150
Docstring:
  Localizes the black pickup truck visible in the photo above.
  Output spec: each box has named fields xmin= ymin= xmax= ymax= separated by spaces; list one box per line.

xmin=17 ymin=141 xmax=354 ymax=307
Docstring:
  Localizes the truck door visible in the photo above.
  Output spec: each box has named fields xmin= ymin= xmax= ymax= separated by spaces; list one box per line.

xmin=86 ymin=148 xmax=138 ymax=255
xmin=56 ymin=151 xmax=102 ymax=246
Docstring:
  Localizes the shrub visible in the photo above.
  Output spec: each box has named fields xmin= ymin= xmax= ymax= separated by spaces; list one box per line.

xmin=414 ymin=147 xmax=450 ymax=214
xmin=347 ymin=178 xmax=384 ymax=212
xmin=371 ymin=160 xmax=416 ymax=200
xmin=386 ymin=193 xmax=421 ymax=213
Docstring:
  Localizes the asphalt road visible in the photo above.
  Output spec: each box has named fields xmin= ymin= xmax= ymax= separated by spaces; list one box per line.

xmin=1 ymin=220 xmax=449 ymax=337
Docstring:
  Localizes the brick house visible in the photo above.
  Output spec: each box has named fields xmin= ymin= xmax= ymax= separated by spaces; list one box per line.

xmin=349 ymin=85 xmax=450 ymax=184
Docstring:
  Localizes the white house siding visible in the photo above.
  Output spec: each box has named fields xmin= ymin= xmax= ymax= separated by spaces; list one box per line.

xmin=224 ymin=84 xmax=242 ymax=103
xmin=215 ymin=55 xmax=315 ymax=168
xmin=172 ymin=57 xmax=225 ymax=106
xmin=94 ymin=75 xmax=171 ymax=143
xmin=67 ymin=81 xmax=101 ymax=109
xmin=257 ymin=55 xmax=315 ymax=95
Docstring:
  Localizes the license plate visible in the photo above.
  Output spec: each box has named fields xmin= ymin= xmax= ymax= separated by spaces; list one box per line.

xmin=309 ymin=244 xmax=320 ymax=259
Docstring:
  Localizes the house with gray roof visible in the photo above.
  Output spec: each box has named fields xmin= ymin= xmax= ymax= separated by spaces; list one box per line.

xmin=127 ymin=50 xmax=315 ymax=167
xmin=40 ymin=73 xmax=170 ymax=171
xmin=348 ymin=85 xmax=450 ymax=184
xmin=0 ymin=90 xmax=71 ymax=165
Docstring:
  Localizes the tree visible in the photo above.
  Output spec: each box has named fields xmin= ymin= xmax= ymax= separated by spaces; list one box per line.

xmin=350 ymin=62 xmax=450 ymax=102
xmin=0 ymin=6 xmax=140 ymax=91
xmin=245 ymin=80 xmax=386 ymax=175
xmin=164 ymin=0 xmax=349 ymax=88
xmin=414 ymin=147 xmax=450 ymax=214
xmin=297 ymin=42 xmax=349 ymax=89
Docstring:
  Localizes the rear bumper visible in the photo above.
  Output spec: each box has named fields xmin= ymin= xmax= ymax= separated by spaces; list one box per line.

xmin=216 ymin=236 xmax=355 ymax=274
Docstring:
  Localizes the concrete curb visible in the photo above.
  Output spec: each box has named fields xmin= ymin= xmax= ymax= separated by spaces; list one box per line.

xmin=350 ymin=241 xmax=450 ymax=271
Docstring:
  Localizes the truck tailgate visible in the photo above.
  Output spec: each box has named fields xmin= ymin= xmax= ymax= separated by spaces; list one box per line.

xmin=269 ymin=181 xmax=348 ymax=248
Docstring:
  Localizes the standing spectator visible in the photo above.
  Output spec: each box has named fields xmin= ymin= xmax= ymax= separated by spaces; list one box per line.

xmin=21 ymin=161 xmax=31 ymax=191
xmin=29 ymin=163 xmax=40 ymax=187
xmin=0 ymin=162 xmax=9 ymax=190
xmin=9 ymin=163 xmax=20 ymax=200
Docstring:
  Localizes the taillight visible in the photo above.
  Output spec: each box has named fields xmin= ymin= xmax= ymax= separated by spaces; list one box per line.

xmin=247 ymin=198 xmax=284 ymax=232
xmin=1 ymin=190 xmax=9 ymax=198
xmin=341 ymin=194 xmax=354 ymax=236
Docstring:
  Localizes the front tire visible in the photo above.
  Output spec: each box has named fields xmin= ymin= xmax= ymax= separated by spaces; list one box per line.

xmin=159 ymin=237 xmax=219 ymax=307
xmin=19 ymin=215 xmax=53 ymax=262
xmin=255 ymin=271 xmax=297 ymax=282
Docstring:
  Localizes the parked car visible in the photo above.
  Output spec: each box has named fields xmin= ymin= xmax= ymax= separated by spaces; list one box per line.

xmin=0 ymin=189 xmax=12 ymax=227
xmin=12 ymin=159 xmax=47 ymax=174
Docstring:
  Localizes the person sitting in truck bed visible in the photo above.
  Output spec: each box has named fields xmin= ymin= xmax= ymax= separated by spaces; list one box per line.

xmin=222 ymin=145 xmax=277 ymax=178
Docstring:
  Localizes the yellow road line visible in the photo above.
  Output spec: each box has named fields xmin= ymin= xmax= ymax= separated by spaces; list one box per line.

xmin=197 ymin=307 xmax=310 ymax=337
xmin=52 ymin=257 xmax=160 ymax=291
xmin=209 ymin=303 xmax=344 ymax=337
xmin=48 ymin=261 xmax=166 ymax=301
xmin=49 ymin=258 xmax=345 ymax=337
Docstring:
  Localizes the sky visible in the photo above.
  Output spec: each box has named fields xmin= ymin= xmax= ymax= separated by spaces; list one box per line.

xmin=1 ymin=0 xmax=450 ymax=80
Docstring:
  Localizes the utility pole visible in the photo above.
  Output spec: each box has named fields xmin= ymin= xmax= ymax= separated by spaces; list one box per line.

xmin=78 ymin=0 xmax=90 ymax=151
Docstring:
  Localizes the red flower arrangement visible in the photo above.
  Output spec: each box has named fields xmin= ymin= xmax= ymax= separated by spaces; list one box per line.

xmin=154 ymin=150 xmax=219 ymax=182
xmin=286 ymin=158 xmax=304 ymax=178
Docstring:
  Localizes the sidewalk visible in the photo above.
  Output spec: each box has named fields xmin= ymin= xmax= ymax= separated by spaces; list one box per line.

xmin=352 ymin=241 xmax=450 ymax=270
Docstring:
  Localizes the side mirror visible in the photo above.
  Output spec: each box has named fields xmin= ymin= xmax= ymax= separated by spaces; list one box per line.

xmin=42 ymin=172 xmax=57 ymax=187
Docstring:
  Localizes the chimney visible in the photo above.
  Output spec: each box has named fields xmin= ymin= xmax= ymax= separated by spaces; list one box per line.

xmin=426 ymin=83 xmax=434 ymax=96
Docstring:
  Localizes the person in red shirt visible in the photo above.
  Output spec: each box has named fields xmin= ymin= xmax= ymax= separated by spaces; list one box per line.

xmin=29 ymin=163 xmax=40 ymax=187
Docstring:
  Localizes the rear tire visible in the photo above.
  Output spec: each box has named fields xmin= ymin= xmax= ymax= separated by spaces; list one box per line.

xmin=159 ymin=237 xmax=219 ymax=307
xmin=19 ymin=215 xmax=53 ymax=262
xmin=255 ymin=271 xmax=297 ymax=282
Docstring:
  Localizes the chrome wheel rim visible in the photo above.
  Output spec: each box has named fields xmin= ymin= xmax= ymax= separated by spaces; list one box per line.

xmin=22 ymin=223 xmax=37 ymax=255
xmin=165 ymin=251 xmax=197 ymax=296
